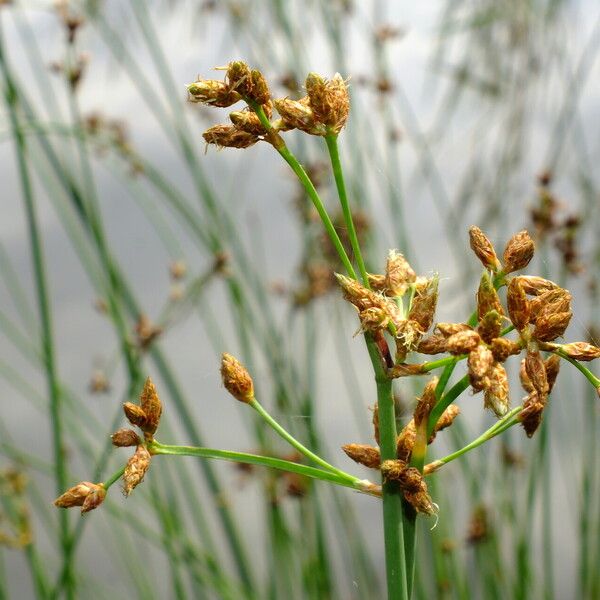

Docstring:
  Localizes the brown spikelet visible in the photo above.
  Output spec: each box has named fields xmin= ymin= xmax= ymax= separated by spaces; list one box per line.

xmin=123 ymin=402 xmax=148 ymax=430
xmin=430 ymin=404 xmax=460 ymax=441
xmin=305 ymin=72 xmax=349 ymax=134
xmin=417 ymin=334 xmax=447 ymax=355
xmin=503 ymin=230 xmax=535 ymax=273
xmin=529 ymin=288 xmax=571 ymax=323
xmin=358 ymin=307 xmax=391 ymax=333
xmin=248 ymin=69 xmax=270 ymax=104
xmin=545 ymin=354 xmax=561 ymax=392
xmin=342 ymin=444 xmax=381 ymax=469
xmin=111 ymin=428 xmax=141 ymax=447
xmin=436 ymin=323 xmax=473 ymax=338
xmin=394 ymin=320 xmax=425 ymax=362
xmin=139 ymin=377 xmax=162 ymax=436
xmin=81 ymin=484 xmax=107 ymax=514
xmin=468 ymin=345 xmax=494 ymax=391
xmin=123 ymin=446 xmax=151 ymax=496
xmin=187 ymin=80 xmax=241 ymax=107
xmin=413 ymin=377 xmax=438 ymax=427
xmin=517 ymin=276 xmax=558 ymax=296
xmin=203 ymin=124 xmax=259 ymax=149
xmin=484 ymin=363 xmax=510 ymax=417
xmin=367 ymin=273 xmax=387 ymax=292
xmin=507 ymin=278 xmax=530 ymax=332
xmin=396 ymin=420 xmax=417 ymax=462
xmin=469 ymin=226 xmax=500 ymax=271
xmin=525 ymin=351 xmax=549 ymax=399
xmin=273 ymin=97 xmax=322 ymax=135
xmin=533 ymin=311 xmax=572 ymax=342
xmin=220 ymin=353 xmax=254 ymax=403
xmin=380 ymin=459 xmax=407 ymax=482
xmin=519 ymin=359 xmax=535 ymax=393
xmin=445 ymin=330 xmax=481 ymax=355
xmin=229 ymin=110 xmax=266 ymax=135
xmin=490 ymin=337 xmax=522 ymax=362
xmin=558 ymin=342 xmax=600 ymax=362
xmin=519 ymin=393 xmax=545 ymax=437
xmin=398 ymin=467 xmax=436 ymax=515
xmin=54 ymin=482 xmax=105 ymax=513
xmin=408 ymin=275 xmax=438 ymax=332
xmin=385 ymin=250 xmax=416 ymax=297
xmin=225 ymin=61 xmax=252 ymax=96
xmin=477 ymin=273 xmax=504 ymax=321
xmin=478 ymin=311 xmax=503 ymax=345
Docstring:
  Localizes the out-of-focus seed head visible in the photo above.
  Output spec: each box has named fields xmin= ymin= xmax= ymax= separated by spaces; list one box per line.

xmin=545 ymin=354 xmax=561 ymax=392
xmin=435 ymin=323 xmax=472 ymax=338
xmin=525 ymin=350 xmax=549 ymax=399
xmin=385 ymin=250 xmax=416 ymax=297
xmin=187 ymin=80 xmax=241 ymax=107
xmin=417 ymin=334 xmax=447 ymax=355
xmin=396 ymin=420 xmax=416 ymax=462
xmin=123 ymin=445 xmax=151 ymax=496
xmin=408 ymin=274 xmax=438 ymax=333
xmin=502 ymin=230 xmax=535 ymax=273
xmin=557 ymin=342 xmax=600 ymax=362
xmin=139 ymin=377 xmax=162 ymax=436
xmin=533 ymin=311 xmax=572 ymax=342
xmin=445 ymin=330 xmax=482 ymax=355
xmin=477 ymin=273 xmax=504 ymax=322
xmin=469 ymin=226 xmax=500 ymax=271
xmin=123 ymin=402 xmax=148 ymax=430
xmin=478 ymin=310 xmax=503 ymax=345
xmin=519 ymin=393 xmax=545 ymax=437
xmin=305 ymin=72 xmax=350 ymax=134
xmin=484 ymin=363 xmax=510 ymax=417
xmin=111 ymin=428 xmax=141 ymax=447
xmin=54 ymin=482 xmax=105 ymax=513
xmin=203 ymin=124 xmax=260 ymax=149
xmin=273 ymin=97 xmax=324 ymax=135
xmin=220 ymin=353 xmax=254 ymax=403
xmin=468 ymin=345 xmax=494 ymax=392
xmin=507 ymin=277 xmax=530 ymax=332
xmin=341 ymin=444 xmax=381 ymax=469
xmin=491 ymin=337 xmax=522 ymax=362
xmin=229 ymin=110 xmax=266 ymax=135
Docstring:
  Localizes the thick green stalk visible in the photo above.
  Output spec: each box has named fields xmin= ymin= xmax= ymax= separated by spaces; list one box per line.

xmin=324 ymin=133 xmax=370 ymax=286
xmin=366 ymin=337 xmax=408 ymax=600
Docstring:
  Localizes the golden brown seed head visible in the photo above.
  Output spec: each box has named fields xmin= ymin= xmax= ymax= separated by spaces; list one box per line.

xmin=187 ymin=80 xmax=241 ymax=107
xmin=490 ymin=338 xmax=521 ymax=362
xmin=123 ymin=402 xmax=148 ymax=430
xmin=525 ymin=350 xmax=549 ymax=399
xmin=385 ymin=250 xmax=416 ymax=297
xmin=544 ymin=354 xmax=561 ymax=392
xmin=507 ymin=277 xmax=530 ymax=332
xmin=380 ymin=459 xmax=407 ymax=482
xmin=416 ymin=334 xmax=447 ymax=355
xmin=229 ymin=110 xmax=266 ymax=135
xmin=111 ymin=428 xmax=141 ymax=447
xmin=225 ymin=61 xmax=252 ymax=96
xmin=519 ymin=359 xmax=535 ymax=393
xmin=305 ymin=72 xmax=350 ymax=134
xmin=396 ymin=420 xmax=417 ymax=462
xmin=435 ymin=323 xmax=472 ymax=338
xmin=413 ymin=377 xmax=439 ymax=427
xmin=558 ymin=342 xmax=600 ymax=362
xmin=445 ymin=330 xmax=482 ymax=355
xmin=341 ymin=444 xmax=381 ymax=469
xmin=367 ymin=273 xmax=387 ymax=292
xmin=477 ymin=273 xmax=504 ymax=322
xmin=220 ymin=353 xmax=254 ymax=403
xmin=54 ymin=481 xmax=105 ymax=513
xmin=123 ymin=446 xmax=151 ymax=496
xmin=203 ymin=124 xmax=260 ymax=149
xmin=484 ymin=363 xmax=510 ymax=417
xmin=431 ymin=404 xmax=460 ymax=441
xmin=273 ymin=97 xmax=324 ymax=135
xmin=518 ymin=276 xmax=558 ymax=296
xmin=478 ymin=310 xmax=503 ymax=345
xmin=139 ymin=377 xmax=162 ymax=435
xmin=530 ymin=288 xmax=572 ymax=323
xmin=533 ymin=311 xmax=572 ymax=342
xmin=248 ymin=69 xmax=270 ymax=104
xmin=519 ymin=393 xmax=545 ymax=437
xmin=468 ymin=344 xmax=494 ymax=392
xmin=358 ymin=307 xmax=391 ymax=333
xmin=408 ymin=275 xmax=438 ymax=332
xmin=502 ymin=230 xmax=535 ymax=273
xmin=398 ymin=468 xmax=436 ymax=515
xmin=468 ymin=226 xmax=500 ymax=271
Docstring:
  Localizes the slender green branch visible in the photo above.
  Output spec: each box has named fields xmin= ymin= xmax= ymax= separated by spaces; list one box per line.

xmin=552 ymin=349 xmax=600 ymax=392
xmin=149 ymin=442 xmax=380 ymax=496
xmin=324 ymin=133 xmax=370 ymax=286
xmin=249 ymin=398 xmax=357 ymax=482
xmin=103 ymin=466 xmax=126 ymax=490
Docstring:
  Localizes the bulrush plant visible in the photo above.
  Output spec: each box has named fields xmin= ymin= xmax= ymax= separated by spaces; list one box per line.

xmin=54 ymin=62 xmax=600 ymax=600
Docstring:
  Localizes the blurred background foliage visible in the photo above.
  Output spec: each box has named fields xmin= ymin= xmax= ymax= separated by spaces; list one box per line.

xmin=0 ymin=0 xmax=599 ymax=598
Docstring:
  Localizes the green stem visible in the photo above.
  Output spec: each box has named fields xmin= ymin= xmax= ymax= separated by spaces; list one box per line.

xmin=250 ymin=103 xmax=356 ymax=280
xmin=553 ymin=349 xmax=600 ymax=391
xmin=249 ymin=399 xmax=356 ymax=483
xmin=103 ymin=466 xmax=126 ymax=490
xmin=366 ymin=337 xmax=408 ymax=600
xmin=150 ymin=442 xmax=379 ymax=496
xmin=324 ymin=133 xmax=370 ymax=286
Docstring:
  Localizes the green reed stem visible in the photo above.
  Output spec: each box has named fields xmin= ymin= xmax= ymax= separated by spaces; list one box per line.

xmin=149 ymin=442 xmax=378 ymax=495
xmin=553 ymin=349 xmax=600 ymax=391
xmin=324 ymin=133 xmax=370 ymax=286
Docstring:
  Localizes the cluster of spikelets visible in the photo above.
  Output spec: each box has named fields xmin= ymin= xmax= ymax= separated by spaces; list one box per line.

xmin=54 ymin=378 xmax=161 ymax=513
xmin=187 ymin=60 xmax=349 ymax=148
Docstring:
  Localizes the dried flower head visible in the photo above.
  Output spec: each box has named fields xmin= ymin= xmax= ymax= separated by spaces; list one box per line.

xmin=468 ymin=344 xmax=494 ymax=392
xmin=557 ymin=341 xmax=600 ymax=361
xmin=533 ymin=311 xmax=572 ymax=342
xmin=123 ymin=445 xmax=152 ymax=496
xmin=398 ymin=467 xmax=436 ymax=515
xmin=507 ymin=277 xmax=530 ymax=332
xmin=342 ymin=444 xmax=381 ymax=469
xmin=54 ymin=482 xmax=106 ymax=514
xmin=221 ymin=353 xmax=254 ymax=403
xmin=111 ymin=428 xmax=141 ymax=447
xmin=503 ymin=230 xmax=535 ymax=273
xmin=478 ymin=310 xmax=503 ymax=345
xmin=524 ymin=350 xmax=549 ymax=399
xmin=203 ymin=124 xmax=260 ymax=149
xmin=519 ymin=393 xmax=545 ymax=437
xmin=469 ymin=226 xmax=500 ymax=271
xmin=396 ymin=420 xmax=417 ymax=462
xmin=484 ymin=363 xmax=510 ymax=417
xmin=445 ymin=330 xmax=481 ymax=355
xmin=417 ymin=334 xmax=447 ymax=355
xmin=385 ymin=250 xmax=416 ymax=297
xmin=305 ymin=72 xmax=350 ymax=134
xmin=229 ymin=110 xmax=266 ymax=135
xmin=491 ymin=337 xmax=521 ymax=362
xmin=139 ymin=377 xmax=162 ymax=436
xmin=408 ymin=275 xmax=438 ymax=333
xmin=187 ymin=80 xmax=241 ymax=107
xmin=436 ymin=323 xmax=472 ymax=338
xmin=273 ymin=97 xmax=323 ymax=135
xmin=477 ymin=273 xmax=504 ymax=322
xmin=123 ymin=402 xmax=149 ymax=430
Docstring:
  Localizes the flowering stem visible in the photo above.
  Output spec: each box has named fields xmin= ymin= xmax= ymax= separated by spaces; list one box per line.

xmin=426 ymin=406 xmax=522 ymax=474
xmin=324 ymin=133 xmax=370 ymax=286
xmin=249 ymin=398 xmax=356 ymax=482
xmin=250 ymin=103 xmax=356 ymax=279
xmin=149 ymin=442 xmax=379 ymax=496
